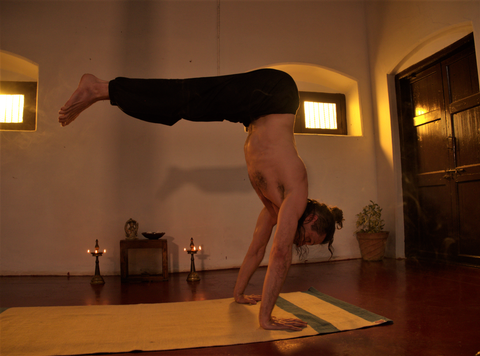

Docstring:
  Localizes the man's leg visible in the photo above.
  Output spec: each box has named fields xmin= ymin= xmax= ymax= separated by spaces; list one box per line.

xmin=59 ymin=74 xmax=109 ymax=126
xmin=60 ymin=72 xmax=251 ymax=127
xmin=59 ymin=69 xmax=298 ymax=128
xmin=106 ymin=72 xmax=268 ymax=126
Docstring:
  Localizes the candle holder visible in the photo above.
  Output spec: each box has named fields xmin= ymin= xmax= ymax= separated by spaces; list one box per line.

xmin=184 ymin=238 xmax=201 ymax=282
xmin=88 ymin=239 xmax=106 ymax=285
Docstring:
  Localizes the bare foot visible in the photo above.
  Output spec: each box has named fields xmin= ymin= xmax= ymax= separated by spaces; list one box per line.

xmin=58 ymin=74 xmax=109 ymax=126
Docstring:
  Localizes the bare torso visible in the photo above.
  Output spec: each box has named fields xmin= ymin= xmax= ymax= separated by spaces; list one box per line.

xmin=244 ymin=114 xmax=308 ymax=219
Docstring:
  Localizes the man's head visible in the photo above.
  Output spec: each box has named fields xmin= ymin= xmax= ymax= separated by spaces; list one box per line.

xmin=294 ymin=199 xmax=344 ymax=259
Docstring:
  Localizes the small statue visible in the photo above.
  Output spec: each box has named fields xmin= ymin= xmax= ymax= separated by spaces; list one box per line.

xmin=124 ymin=218 xmax=139 ymax=239
xmin=190 ymin=238 xmax=195 ymax=251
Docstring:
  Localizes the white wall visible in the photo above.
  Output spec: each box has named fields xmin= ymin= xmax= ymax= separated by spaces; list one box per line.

xmin=0 ymin=0 xmax=377 ymax=275
xmin=365 ymin=1 xmax=480 ymax=258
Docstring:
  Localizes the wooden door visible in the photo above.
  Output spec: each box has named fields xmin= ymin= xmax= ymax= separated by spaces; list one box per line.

xmin=396 ymin=34 xmax=480 ymax=266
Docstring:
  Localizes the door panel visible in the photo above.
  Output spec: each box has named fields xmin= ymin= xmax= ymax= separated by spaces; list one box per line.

xmin=411 ymin=65 xmax=444 ymax=115
xmin=411 ymin=64 xmax=449 ymax=175
xmin=447 ymin=50 xmax=479 ymax=102
xmin=453 ymin=104 xmax=480 ymax=167
xmin=417 ymin=183 xmax=453 ymax=255
xmin=452 ymin=105 xmax=480 ymax=262
xmin=445 ymin=47 xmax=480 ymax=264
xmin=415 ymin=120 xmax=448 ymax=173
xmin=411 ymin=63 xmax=453 ymax=258
xmin=458 ymin=180 xmax=480 ymax=257
xmin=396 ymin=33 xmax=480 ymax=266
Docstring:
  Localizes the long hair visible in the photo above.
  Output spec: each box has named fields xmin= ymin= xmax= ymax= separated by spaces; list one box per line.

xmin=294 ymin=199 xmax=344 ymax=260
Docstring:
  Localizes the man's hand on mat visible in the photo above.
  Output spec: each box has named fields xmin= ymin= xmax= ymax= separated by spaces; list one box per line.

xmin=235 ymin=294 xmax=262 ymax=305
xmin=261 ymin=316 xmax=308 ymax=331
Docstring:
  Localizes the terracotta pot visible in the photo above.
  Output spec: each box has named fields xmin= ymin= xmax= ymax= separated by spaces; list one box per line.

xmin=356 ymin=232 xmax=389 ymax=261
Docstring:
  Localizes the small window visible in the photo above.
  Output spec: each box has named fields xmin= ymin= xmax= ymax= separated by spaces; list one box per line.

xmin=0 ymin=81 xmax=37 ymax=131
xmin=295 ymin=91 xmax=347 ymax=135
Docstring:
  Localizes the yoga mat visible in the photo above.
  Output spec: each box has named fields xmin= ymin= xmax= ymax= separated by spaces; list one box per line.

xmin=0 ymin=287 xmax=391 ymax=356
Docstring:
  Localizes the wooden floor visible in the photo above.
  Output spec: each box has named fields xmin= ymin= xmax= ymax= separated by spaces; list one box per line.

xmin=1 ymin=258 xmax=479 ymax=356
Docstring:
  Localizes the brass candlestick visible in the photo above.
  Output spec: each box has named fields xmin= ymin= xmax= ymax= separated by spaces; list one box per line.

xmin=88 ymin=239 xmax=106 ymax=285
xmin=184 ymin=238 xmax=201 ymax=282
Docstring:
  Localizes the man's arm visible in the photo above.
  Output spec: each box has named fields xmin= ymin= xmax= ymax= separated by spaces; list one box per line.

xmin=258 ymin=192 xmax=308 ymax=331
xmin=234 ymin=207 xmax=276 ymax=304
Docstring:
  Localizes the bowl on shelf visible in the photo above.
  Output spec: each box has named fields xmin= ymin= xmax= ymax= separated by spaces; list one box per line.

xmin=142 ymin=232 xmax=165 ymax=240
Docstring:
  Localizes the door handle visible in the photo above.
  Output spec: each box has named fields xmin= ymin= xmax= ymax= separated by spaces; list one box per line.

xmin=443 ymin=168 xmax=465 ymax=179
xmin=443 ymin=171 xmax=454 ymax=179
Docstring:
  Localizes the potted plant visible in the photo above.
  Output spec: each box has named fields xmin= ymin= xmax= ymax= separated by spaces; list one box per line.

xmin=355 ymin=201 xmax=389 ymax=261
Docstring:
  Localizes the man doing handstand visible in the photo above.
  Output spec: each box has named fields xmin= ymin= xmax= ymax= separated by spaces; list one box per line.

xmin=59 ymin=69 xmax=344 ymax=331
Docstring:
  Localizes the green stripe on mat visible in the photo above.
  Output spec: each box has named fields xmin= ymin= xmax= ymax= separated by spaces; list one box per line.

xmin=303 ymin=287 xmax=393 ymax=324
xmin=276 ymin=296 xmax=340 ymax=334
